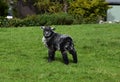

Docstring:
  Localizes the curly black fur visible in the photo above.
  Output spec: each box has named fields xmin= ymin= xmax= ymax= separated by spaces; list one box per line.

xmin=41 ymin=26 xmax=78 ymax=65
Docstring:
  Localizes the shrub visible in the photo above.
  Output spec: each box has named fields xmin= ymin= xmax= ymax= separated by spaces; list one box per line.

xmin=68 ymin=0 xmax=110 ymax=24
xmin=47 ymin=13 xmax=74 ymax=25
xmin=9 ymin=18 xmax=23 ymax=27
xmin=0 ymin=17 xmax=9 ymax=27
xmin=0 ymin=13 xmax=74 ymax=27
xmin=24 ymin=13 xmax=74 ymax=26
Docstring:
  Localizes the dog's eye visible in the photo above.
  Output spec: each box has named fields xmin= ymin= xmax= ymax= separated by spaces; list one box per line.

xmin=45 ymin=30 xmax=49 ymax=33
xmin=45 ymin=31 xmax=49 ymax=34
xmin=44 ymin=30 xmax=51 ymax=35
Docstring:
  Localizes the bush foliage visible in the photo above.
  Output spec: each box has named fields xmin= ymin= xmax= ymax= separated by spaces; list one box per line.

xmin=0 ymin=0 xmax=111 ymax=27
xmin=0 ymin=13 xmax=74 ymax=27
xmin=68 ymin=0 xmax=110 ymax=24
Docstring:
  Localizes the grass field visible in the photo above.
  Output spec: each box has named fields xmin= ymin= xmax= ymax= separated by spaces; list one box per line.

xmin=0 ymin=24 xmax=120 ymax=82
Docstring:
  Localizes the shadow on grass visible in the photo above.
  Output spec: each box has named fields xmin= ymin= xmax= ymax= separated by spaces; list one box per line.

xmin=43 ymin=56 xmax=73 ymax=64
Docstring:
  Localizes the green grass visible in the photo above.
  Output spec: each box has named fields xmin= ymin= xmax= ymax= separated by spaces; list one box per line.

xmin=0 ymin=24 xmax=120 ymax=82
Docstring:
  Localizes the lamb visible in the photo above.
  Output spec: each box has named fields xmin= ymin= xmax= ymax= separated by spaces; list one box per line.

xmin=41 ymin=26 xmax=78 ymax=65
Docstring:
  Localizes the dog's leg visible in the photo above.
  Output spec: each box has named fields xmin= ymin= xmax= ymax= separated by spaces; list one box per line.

xmin=48 ymin=49 xmax=55 ymax=62
xmin=61 ymin=50 xmax=69 ymax=65
xmin=68 ymin=48 xmax=78 ymax=63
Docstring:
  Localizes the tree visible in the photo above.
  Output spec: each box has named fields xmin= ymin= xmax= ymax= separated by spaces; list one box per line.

xmin=0 ymin=0 xmax=8 ymax=16
xmin=11 ymin=0 xmax=73 ymax=15
xmin=34 ymin=0 xmax=74 ymax=14
xmin=34 ymin=0 xmax=63 ymax=14
xmin=68 ymin=0 xmax=110 ymax=23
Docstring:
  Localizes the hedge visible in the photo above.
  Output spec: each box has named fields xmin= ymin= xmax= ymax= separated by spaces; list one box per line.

xmin=0 ymin=13 xmax=74 ymax=27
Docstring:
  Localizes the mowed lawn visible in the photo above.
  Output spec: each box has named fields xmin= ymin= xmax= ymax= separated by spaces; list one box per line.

xmin=0 ymin=24 xmax=120 ymax=82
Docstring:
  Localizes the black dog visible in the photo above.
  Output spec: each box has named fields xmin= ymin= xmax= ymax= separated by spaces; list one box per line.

xmin=41 ymin=26 xmax=78 ymax=64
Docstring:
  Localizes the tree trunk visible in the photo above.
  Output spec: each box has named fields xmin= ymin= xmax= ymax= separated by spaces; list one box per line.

xmin=63 ymin=0 xmax=68 ymax=13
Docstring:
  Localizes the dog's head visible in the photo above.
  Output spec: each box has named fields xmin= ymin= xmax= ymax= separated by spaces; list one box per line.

xmin=41 ymin=26 xmax=55 ymax=38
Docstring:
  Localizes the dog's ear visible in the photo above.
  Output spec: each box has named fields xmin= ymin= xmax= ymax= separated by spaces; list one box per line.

xmin=40 ymin=26 xmax=45 ymax=30
xmin=51 ymin=27 xmax=55 ymax=30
